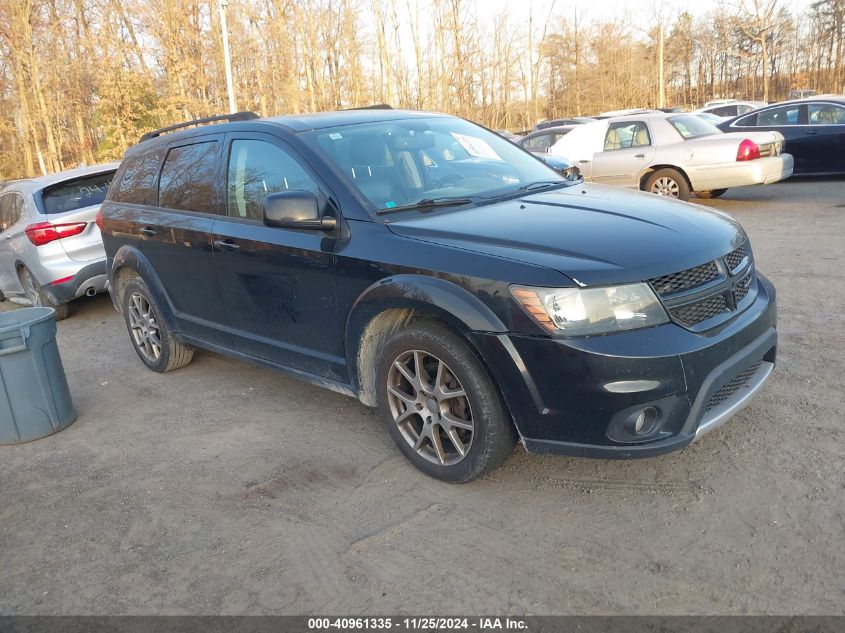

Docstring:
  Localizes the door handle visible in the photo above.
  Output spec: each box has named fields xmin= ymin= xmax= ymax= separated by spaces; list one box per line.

xmin=634 ymin=153 xmax=646 ymax=159
xmin=805 ymin=130 xmax=821 ymax=135
xmin=213 ymin=239 xmax=240 ymax=253
xmin=578 ymin=160 xmax=591 ymax=164
xmin=140 ymin=227 xmax=157 ymax=237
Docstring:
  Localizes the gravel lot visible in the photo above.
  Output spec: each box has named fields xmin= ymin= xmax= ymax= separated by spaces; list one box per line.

xmin=1 ymin=179 xmax=843 ymax=615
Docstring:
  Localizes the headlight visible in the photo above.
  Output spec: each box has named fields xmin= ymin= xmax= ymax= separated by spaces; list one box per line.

xmin=511 ymin=283 xmax=669 ymax=336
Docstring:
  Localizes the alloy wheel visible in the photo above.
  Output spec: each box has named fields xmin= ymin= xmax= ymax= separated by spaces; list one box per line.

xmin=128 ymin=292 xmax=162 ymax=362
xmin=386 ymin=349 xmax=474 ymax=466
xmin=21 ymin=271 xmax=43 ymax=307
xmin=651 ymin=177 xmax=680 ymax=197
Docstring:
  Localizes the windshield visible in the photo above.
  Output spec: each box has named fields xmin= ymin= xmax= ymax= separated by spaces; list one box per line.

xmin=42 ymin=171 xmax=115 ymax=215
xmin=310 ymin=117 xmax=567 ymax=213
xmin=669 ymin=115 xmax=721 ymax=140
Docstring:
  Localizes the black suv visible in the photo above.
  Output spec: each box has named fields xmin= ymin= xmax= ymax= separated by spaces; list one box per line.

xmin=101 ymin=109 xmax=777 ymax=482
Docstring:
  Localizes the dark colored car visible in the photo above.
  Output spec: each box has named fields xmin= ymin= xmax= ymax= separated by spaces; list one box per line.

xmin=717 ymin=96 xmax=845 ymax=174
xmin=534 ymin=117 xmax=595 ymax=130
xmin=518 ymin=126 xmax=576 ymax=155
xmin=101 ymin=109 xmax=777 ymax=483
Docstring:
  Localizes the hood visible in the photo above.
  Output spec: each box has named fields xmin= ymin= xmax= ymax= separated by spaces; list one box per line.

xmin=386 ymin=184 xmax=745 ymax=287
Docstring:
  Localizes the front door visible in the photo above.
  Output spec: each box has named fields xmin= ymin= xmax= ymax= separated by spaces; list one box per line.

xmin=211 ymin=133 xmax=346 ymax=381
xmin=590 ymin=121 xmax=656 ymax=187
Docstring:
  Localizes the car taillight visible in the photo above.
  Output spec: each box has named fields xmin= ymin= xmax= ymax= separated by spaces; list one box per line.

xmin=95 ymin=208 xmax=103 ymax=231
xmin=736 ymin=139 xmax=760 ymax=161
xmin=24 ymin=222 xmax=87 ymax=246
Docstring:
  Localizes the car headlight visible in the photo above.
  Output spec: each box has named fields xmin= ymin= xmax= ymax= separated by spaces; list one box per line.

xmin=511 ymin=283 xmax=669 ymax=336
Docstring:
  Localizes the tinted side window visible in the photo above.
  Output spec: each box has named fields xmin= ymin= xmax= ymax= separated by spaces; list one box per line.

xmin=710 ymin=105 xmax=738 ymax=117
xmin=0 ymin=194 xmax=10 ymax=232
xmin=0 ymin=193 xmax=24 ymax=232
xmin=158 ymin=141 xmax=220 ymax=213
xmin=523 ymin=134 xmax=553 ymax=151
xmin=111 ymin=149 xmax=165 ymax=205
xmin=226 ymin=140 xmax=318 ymax=221
xmin=808 ymin=103 xmax=845 ymax=124
xmin=757 ymin=105 xmax=800 ymax=126
xmin=734 ymin=113 xmax=758 ymax=127
xmin=604 ymin=122 xmax=651 ymax=151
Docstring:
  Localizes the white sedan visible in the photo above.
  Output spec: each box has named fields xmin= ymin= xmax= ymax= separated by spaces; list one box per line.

xmin=549 ymin=113 xmax=793 ymax=200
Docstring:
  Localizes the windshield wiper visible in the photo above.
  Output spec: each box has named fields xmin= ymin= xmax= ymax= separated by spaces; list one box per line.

xmin=376 ymin=197 xmax=474 ymax=215
xmin=517 ymin=180 xmax=569 ymax=192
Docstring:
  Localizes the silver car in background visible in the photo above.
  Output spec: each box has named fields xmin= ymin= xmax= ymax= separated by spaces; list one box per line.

xmin=0 ymin=163 xmax=118 ymax=319
xmin=550 ymin=113 xmax=793 ymax=200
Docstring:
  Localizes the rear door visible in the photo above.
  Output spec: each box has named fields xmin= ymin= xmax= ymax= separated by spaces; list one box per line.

xmin=113 ymin=135 xmax=231 ymax=346
xmin=211 ymin=132 xmax=345 ymax=381
xmin=590 ymin=121 xmax=656 ymax=186
xmin=805 ymin=102 xmax=845 ymax=173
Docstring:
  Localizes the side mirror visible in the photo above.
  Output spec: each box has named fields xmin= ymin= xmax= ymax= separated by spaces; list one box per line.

xmin=262 ymin=190 xmax=336 ymax=231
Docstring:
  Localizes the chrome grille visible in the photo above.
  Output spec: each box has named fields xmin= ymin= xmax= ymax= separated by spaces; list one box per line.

xmin=706 ymin=361 xmax=763 ymax=411
xmin=649 ymin=261 xmax=719 ymax=296
xmin=671 ymin=295 xmax=730 ymax=326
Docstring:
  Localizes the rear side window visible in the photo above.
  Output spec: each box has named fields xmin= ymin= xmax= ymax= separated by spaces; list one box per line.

xmin=226 ymin=140 xmax=318 ymax=221
xmin=158 ymin=141 xmax=220 ymax=214
xmin=42 ymin=172 xmax=115 ymax=215
xmin=0 ymin=193 xmax=24 ymax=232
xmin=757 ymin=105 xmax=800 ymax=126
xmin=111 ymin=149 xmax=165 ymax=205
xmin=709 ymin=105 xmax=738 ymax=117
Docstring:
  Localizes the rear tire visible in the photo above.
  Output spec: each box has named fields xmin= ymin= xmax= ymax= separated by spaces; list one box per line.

xmin=695 ymin=189 xmax=728 ymax=199
xmin=18 ymin=268 xmax=70 ymax=320
xmin=122 ymin=277 xmax=193 ymax=373
xmin=375 ymin=320 xmax=516 ymax=483
xmin=644 ymin=168 xmax=691 ymax=201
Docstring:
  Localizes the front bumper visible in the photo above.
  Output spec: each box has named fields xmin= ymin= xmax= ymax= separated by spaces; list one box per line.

xmin=42 ymin=260 xmax=108 ymax=305
xmin=470 ymin=273 xmax=777 ymax=458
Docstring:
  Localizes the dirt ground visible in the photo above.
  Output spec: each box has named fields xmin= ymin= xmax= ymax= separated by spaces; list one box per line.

xmin=1 ymin=178 xmax=843 ymax=615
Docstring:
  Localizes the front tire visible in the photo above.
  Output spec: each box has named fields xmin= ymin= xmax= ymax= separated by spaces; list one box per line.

xmin=18 ymin=268 xmax=70 ymax=320
xmin=695 ymin=189 xmax=728 ymax=199
xmin=375 ymin=320 xmax=516 ymax=482
xmin=122 ymin=277 xmax=193 ymax=373
xmin=644 ymin=168 xmax=691 ymax=201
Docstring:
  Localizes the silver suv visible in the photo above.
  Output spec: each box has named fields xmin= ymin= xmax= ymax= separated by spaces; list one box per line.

xmin=0 ymin=163 xmax=117 ymax=319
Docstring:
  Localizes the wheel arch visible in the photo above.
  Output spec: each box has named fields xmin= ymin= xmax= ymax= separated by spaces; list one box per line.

xmin=345 ymin=274 xmax=508 ymax=406
xmin=109 ymin=246 xmax=180 ymax=334
xmin=640 ymin=164 xmax=693 ymax=192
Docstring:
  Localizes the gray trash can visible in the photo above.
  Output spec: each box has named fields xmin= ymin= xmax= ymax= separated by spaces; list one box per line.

xmin=0 ymin=307 xmax=76 ymax=444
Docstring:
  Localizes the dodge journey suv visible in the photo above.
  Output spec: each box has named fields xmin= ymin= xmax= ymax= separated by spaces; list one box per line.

xmin=100 ymin=109 xmax=777 ymax=482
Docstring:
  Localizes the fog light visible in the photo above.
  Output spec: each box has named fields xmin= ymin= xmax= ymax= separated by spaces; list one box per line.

xmin=626 ymin=406 xmax=658 ymax=437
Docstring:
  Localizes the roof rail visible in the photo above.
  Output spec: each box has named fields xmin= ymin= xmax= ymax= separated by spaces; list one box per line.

xmin=139 ymin=111 xmax=260 ymax=143
xmin=344 ymin=104 xmax=394 ymax=110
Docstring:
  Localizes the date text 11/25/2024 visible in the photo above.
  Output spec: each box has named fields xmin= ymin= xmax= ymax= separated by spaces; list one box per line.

xmin=307 ymin=617 xmax=528 ymax=631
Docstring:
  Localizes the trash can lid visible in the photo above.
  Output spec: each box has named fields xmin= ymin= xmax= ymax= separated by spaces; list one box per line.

xmin=0 ymin=307 xmax=56 ymax=333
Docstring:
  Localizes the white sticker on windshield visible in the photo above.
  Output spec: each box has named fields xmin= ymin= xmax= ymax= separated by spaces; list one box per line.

xmin=450 ymin=133 xmax=503 ymax=161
